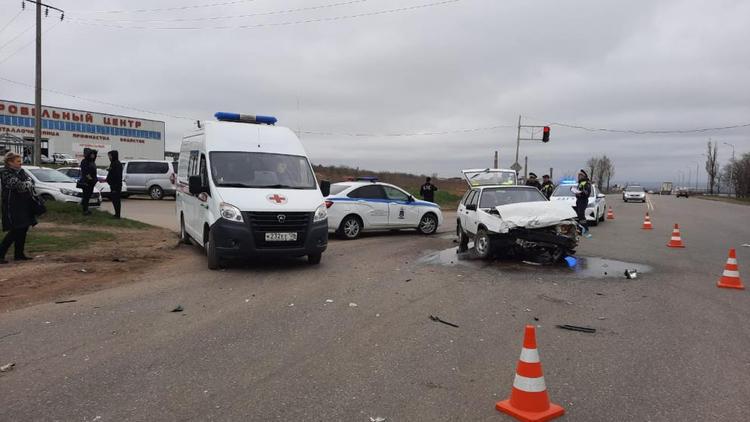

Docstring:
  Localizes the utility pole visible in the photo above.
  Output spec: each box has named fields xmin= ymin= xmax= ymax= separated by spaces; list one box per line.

xmin=493 ymin=151 xmax=498 ymax=168
xmin=514 ymin=115 xmax=521 ymax=171
xmin=549 ymin=167 xmax=553 ymax=181
xmin=524 ymin=156 xmax=528 ymax=180
xmin=723 ymin=142 xmax=736 ymax=196
xmin=24 ymin=1 xmax=64 ymax=165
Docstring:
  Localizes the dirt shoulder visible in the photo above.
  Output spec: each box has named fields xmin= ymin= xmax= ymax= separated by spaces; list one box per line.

xmin=0 ymin=205 xmax=189 ymax=313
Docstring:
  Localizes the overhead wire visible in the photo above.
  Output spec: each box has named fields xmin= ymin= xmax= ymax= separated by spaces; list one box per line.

xmin=66 ymin=0 xmax=463 ymax=30
xmin=68 ymin=0 xmax=372 ymax=23
xmin=68 ymin=0 xmax=259 ymax=14
xmin=0 ymin=21 xmax=61 ymax=65
xmin=0 ymin=10 xmax=24 ymax=36
xmin=0 ymin=22 xmax=35 ymax=52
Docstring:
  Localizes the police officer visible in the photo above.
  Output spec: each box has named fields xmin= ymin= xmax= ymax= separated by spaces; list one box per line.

xmin=420 ymin=177 xmax=438 ymax=203
xmin=575 ymin=169 xmax=592 ymax=231
xmin=540 ymin=174 xmax=555 ymax=199
xmin=525 ymin=172 xmax=542 ymax=190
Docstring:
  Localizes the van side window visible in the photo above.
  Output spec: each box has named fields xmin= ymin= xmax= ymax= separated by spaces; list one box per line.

xmin=188 ymin=151 xmax=200 ymax=177
xmin=199 ymin=154 xmax=210 ymax=196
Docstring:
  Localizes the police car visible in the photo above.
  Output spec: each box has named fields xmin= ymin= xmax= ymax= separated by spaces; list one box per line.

xmin=550 ymin=180 xmax=607 ymax=225
xmin=325 ymin=178 xmax=443 ymax=239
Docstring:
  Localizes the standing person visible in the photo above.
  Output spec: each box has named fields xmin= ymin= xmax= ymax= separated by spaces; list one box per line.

xmin=525 ymin=172 xmax=542 ymax=190
xmin=0 ymin=152 xmax=37 ymax=264
xmin=540 ymin=174 xmax=555 ymax=199
xmin=79 ymin=148 xmax=98 ymax=215
xmin=574 ymin=169 xmax=592 ymax=233
xmin=106 ymin=150 xmax=123 ymax=219
xmin=420 ymin=177 xmax=438 ymax=203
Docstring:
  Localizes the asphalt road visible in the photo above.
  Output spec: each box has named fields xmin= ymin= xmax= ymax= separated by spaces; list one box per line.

xmin=1 ymin=195 xmax=749 ymax=421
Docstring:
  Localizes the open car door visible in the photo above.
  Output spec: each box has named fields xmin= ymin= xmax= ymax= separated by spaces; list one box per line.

xmin=461 ymin=168 xmax=517 ymax=187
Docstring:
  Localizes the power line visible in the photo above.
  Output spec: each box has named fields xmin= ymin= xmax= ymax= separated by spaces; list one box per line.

xmin=0 ymin=22 xmax=35 ymax=52
xmin=0 ymin=10 xmax=24 ymax=35
xmin=68 ymin=0 xmax=258 ymax=14
xmin=301 ymin=125 xmax=516 ymax=137
xmin=66 ymin=0 xmax=463 ymax=30
xmin=542 ymin=120 xmax=750 ymax=135
xmin=0 ymin=76 xmax=196 ymax=120
xmin=0 ymin=21 xmax=60 ymax=65
xmin=68 ymin=0 xmax=371 ymax=23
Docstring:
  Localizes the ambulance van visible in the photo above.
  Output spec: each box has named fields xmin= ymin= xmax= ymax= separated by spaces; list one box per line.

xmin=176 ymin=112 xmax=330 ymax=269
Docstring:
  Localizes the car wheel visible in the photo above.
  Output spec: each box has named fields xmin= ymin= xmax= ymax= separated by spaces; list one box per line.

xmin=205 ymin=228 xmax=221 ymax=270
xmin=457 ymin=223 xmax=470 ymax=253
xmin=417 ymin=213 xmax=438 ymax=235
xmin=41 ymin=193 xmax=55 ymax=202
xmin=308 ymin=253 xmax=322 ymax=265
xmin=179 ymin=214 xmax=192 ymax=245
xmin=337 ymin=215 xmax=362 ymax=240
xmin=149 ymin=185 xmax=164 ymax=200
xmin=474 ymin=228 xmax=492 ymax=259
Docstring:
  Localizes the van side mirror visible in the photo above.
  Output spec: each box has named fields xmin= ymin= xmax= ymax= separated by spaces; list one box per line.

xmin=320 ymin=180 xmax=331 ymax=197
xmin=188 ymin=176 xmax=204 ymax=195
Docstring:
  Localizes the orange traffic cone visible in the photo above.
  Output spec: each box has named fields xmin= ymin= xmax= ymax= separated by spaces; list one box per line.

xmin=496 ymin=325 xmax=564 ymax=422
xmin=606 ymin=207 xmax=615 ymax=220
xmin=717 ymin=248 xmax=744 ymax=290
xmin=641 ymin=213 xmax=653 ymax=230
xmin=666 ymin=224 xmax=685 ymax=248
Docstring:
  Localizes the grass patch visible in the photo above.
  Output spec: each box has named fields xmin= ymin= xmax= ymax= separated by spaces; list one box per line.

xmin=407 ymin=189 xmax=463 ymax=209
xmin=39 ymin=201 xmax=150 ymax=229
xmin=26 ymin=228 xmax=116 ymax=253
xmin=696 ymin=195 xmax=750 ymax=206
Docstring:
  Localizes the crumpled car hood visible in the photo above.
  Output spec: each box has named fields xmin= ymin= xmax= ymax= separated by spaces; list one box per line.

xmin=494 ymin=201 xmax=577 ymax=232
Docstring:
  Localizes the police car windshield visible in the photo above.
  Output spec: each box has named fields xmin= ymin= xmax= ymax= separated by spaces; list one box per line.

xmin=210 ymin=152 xmax=316 ymax=189
xmin=29 ymin=169 xmax=76 ymax=183
xmin=552 ymin=185 xmax=578 ymax=197
xmin=479 ymin=187 xmax=546 ymax=208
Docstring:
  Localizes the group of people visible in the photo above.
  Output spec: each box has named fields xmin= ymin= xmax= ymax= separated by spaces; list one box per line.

xmin=525 ymin=169 xmax=592 ymax=231
xmin=0 ymin=148 xmax=124 ymax=264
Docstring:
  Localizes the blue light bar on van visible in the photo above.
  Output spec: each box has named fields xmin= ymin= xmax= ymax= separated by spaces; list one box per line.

xmin=214 ymin=112 xmax=277 ymax=125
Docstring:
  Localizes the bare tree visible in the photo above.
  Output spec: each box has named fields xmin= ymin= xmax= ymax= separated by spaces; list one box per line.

xmin=586 ymin=157 xmax=599 ymax=183
xmin=601 ymin=155 xmax=615 ymax=193
xmin=705 ymin=141 xmax=719 ymax=194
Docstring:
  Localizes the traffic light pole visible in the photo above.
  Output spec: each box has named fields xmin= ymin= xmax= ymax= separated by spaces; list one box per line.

xmin=513 ymin=115 xmax=550 ymax=174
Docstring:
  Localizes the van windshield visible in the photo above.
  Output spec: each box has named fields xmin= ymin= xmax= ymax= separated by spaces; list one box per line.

xmin=210 ymin=152 xmax=316 ymax=189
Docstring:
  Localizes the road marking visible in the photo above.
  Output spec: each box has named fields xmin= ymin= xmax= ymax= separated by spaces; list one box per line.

xmin=646 ymin=195 xmax=655 ymax=212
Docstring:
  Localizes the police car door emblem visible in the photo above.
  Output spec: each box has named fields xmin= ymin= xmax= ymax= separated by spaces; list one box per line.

xmin=399 ymin=208 xmax=405 ymax=219
xmin=267 ymin=194 xmax=287 ymax=204
xmin=277 ymin=214 xmax=286 ymax=223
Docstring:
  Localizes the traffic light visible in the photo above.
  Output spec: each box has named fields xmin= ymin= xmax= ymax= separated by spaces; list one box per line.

xmin=542 ymin=126 xmax=550 ymax=143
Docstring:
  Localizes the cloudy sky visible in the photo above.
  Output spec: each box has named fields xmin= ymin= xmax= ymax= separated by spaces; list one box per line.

xmin=1 ymin=0 xmax=748 ymax=184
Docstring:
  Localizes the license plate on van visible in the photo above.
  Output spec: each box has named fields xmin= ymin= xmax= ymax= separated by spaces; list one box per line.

xmin=265 ymin=232 xmax=297 ymax=242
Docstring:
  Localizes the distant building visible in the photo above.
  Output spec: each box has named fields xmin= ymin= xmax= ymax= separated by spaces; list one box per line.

xmin=0 ymin=99 xmax=165 ymax=161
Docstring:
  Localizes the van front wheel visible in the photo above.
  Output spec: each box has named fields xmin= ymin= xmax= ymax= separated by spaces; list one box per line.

xmin=179 ymin=215 xmax=191 ymax=245
xmin=205 ymin=229 xmax=221 ymax=270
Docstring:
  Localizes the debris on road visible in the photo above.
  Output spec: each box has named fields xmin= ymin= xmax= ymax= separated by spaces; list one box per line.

xmin=405 ymin=278 xmax=412 ymax=282
xmin=556 ymin=324 xmax=596 ymax=334
xmin=370 ymin=417 xmax=386 ymax=422
xmin=741 ymin=244 xmax=750 ymax=248
xmin=564 ymin=256 xmax=577 ymax=267
xmin=429 ymin=315 xmax=459 ymax=328
xmin=0 ymin=362 xmax=15 ymax=372
xmin=54 ymin=299 xmax=77 ymax=304
xmin=522 ymin=260 xmax=542 ymax=266
xmin=624 ymin=269 xmax=638 ymax=279
xmin=112 ymin=257 xmax=128 ymax=262
xmin=349 ymin=302 xmax=358 ymax=307
xmin=325 ymin=299 xmax=334 ymax=304
xmin=78 ymin=269 xmax=89 ymax=273
xmin=597 ymin=317 xmax=607 ymax=320
xmin=288 ymin=303 xmax=294 ymax=307
xmin=171 ymin=305 xmax=184 ymax=313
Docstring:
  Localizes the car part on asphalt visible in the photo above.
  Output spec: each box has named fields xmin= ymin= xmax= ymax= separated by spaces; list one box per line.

xmin=54 ymin=299 xmax=77 ymax=304
xmin=0 ymin=362 xmax=15 ymax=372
xmin=555 ymin=324 xmax=596 ymax=333
xmin=171 ymin=305 xmax=184 ymax=312
xmin=624 ymin=269 xmax=638 ymax=279
xmin=429 ymin=315 xmax=459 ymax=328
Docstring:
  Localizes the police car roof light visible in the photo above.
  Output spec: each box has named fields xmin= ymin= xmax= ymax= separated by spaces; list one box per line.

xmin=356 ymin=176 xmax=379 ymax=182
xmin=560 ymin=179 xmax=577 ymax=185
xmin=214 ymin=112 xmax=278 ymax=125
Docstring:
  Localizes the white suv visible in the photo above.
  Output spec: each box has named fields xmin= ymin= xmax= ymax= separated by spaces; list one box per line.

xmin=122 ymin=160 xmax=176 ymax=199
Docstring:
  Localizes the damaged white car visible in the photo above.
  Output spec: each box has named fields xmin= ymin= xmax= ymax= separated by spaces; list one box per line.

xmin=456 ymin=169 xmax=579 ymax=263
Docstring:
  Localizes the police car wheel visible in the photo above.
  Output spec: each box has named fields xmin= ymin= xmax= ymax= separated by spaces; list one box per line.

xmin=474 ymin=228 xmax=492 ymax=259
xmin=338 ymin=215 xmax=361 ymax=240
xmin=417 ymin=214 xmax=438 ymax=235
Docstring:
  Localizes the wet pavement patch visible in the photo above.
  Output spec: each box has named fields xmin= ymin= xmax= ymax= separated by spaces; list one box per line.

xmin=417 ymin=247 xmax=652 ymax=280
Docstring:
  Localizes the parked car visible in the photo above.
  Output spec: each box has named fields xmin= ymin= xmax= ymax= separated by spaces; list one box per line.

xmin=57 ymin=167 xmax=125 ymax=199
xmin=550 ymin=180 xmax=608 ymax=225
xmin=22 ymin=166 xmax=101 ymax=206
xmin=325 ymin=178 xmax=443 ymax=239
xmin=40 ymin=154 xmax=54 ymax=164
xmin=456 ymin=169 xmax=578 ymax=262
xmin=622 ymin=185 xmax=647 ymax=202
xmin=676 ymin=188 xmax=690 ymax=198
xmin=122 ymin=160 xmax=176 ymax=199
xmin=52 ymin=153 xmax=78 ymax=165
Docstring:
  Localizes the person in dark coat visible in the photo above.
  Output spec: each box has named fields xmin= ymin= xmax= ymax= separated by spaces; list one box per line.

xmin=106 ymin=150 xmax=123 ymax=219
xmin=79 ymin=148 xmax=98 ymax=215
xmin=0 ymin=152 xmax=37 ymax=264
xmin=540 ymin=174 xmax=555 ymax=199
xmin=575 ymin=169 xmax=593 ymax=232
xmin=420 ymin=177 xmax=438 ymax=203
xmin=525 ymin=172 xmax=542 ymax=190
